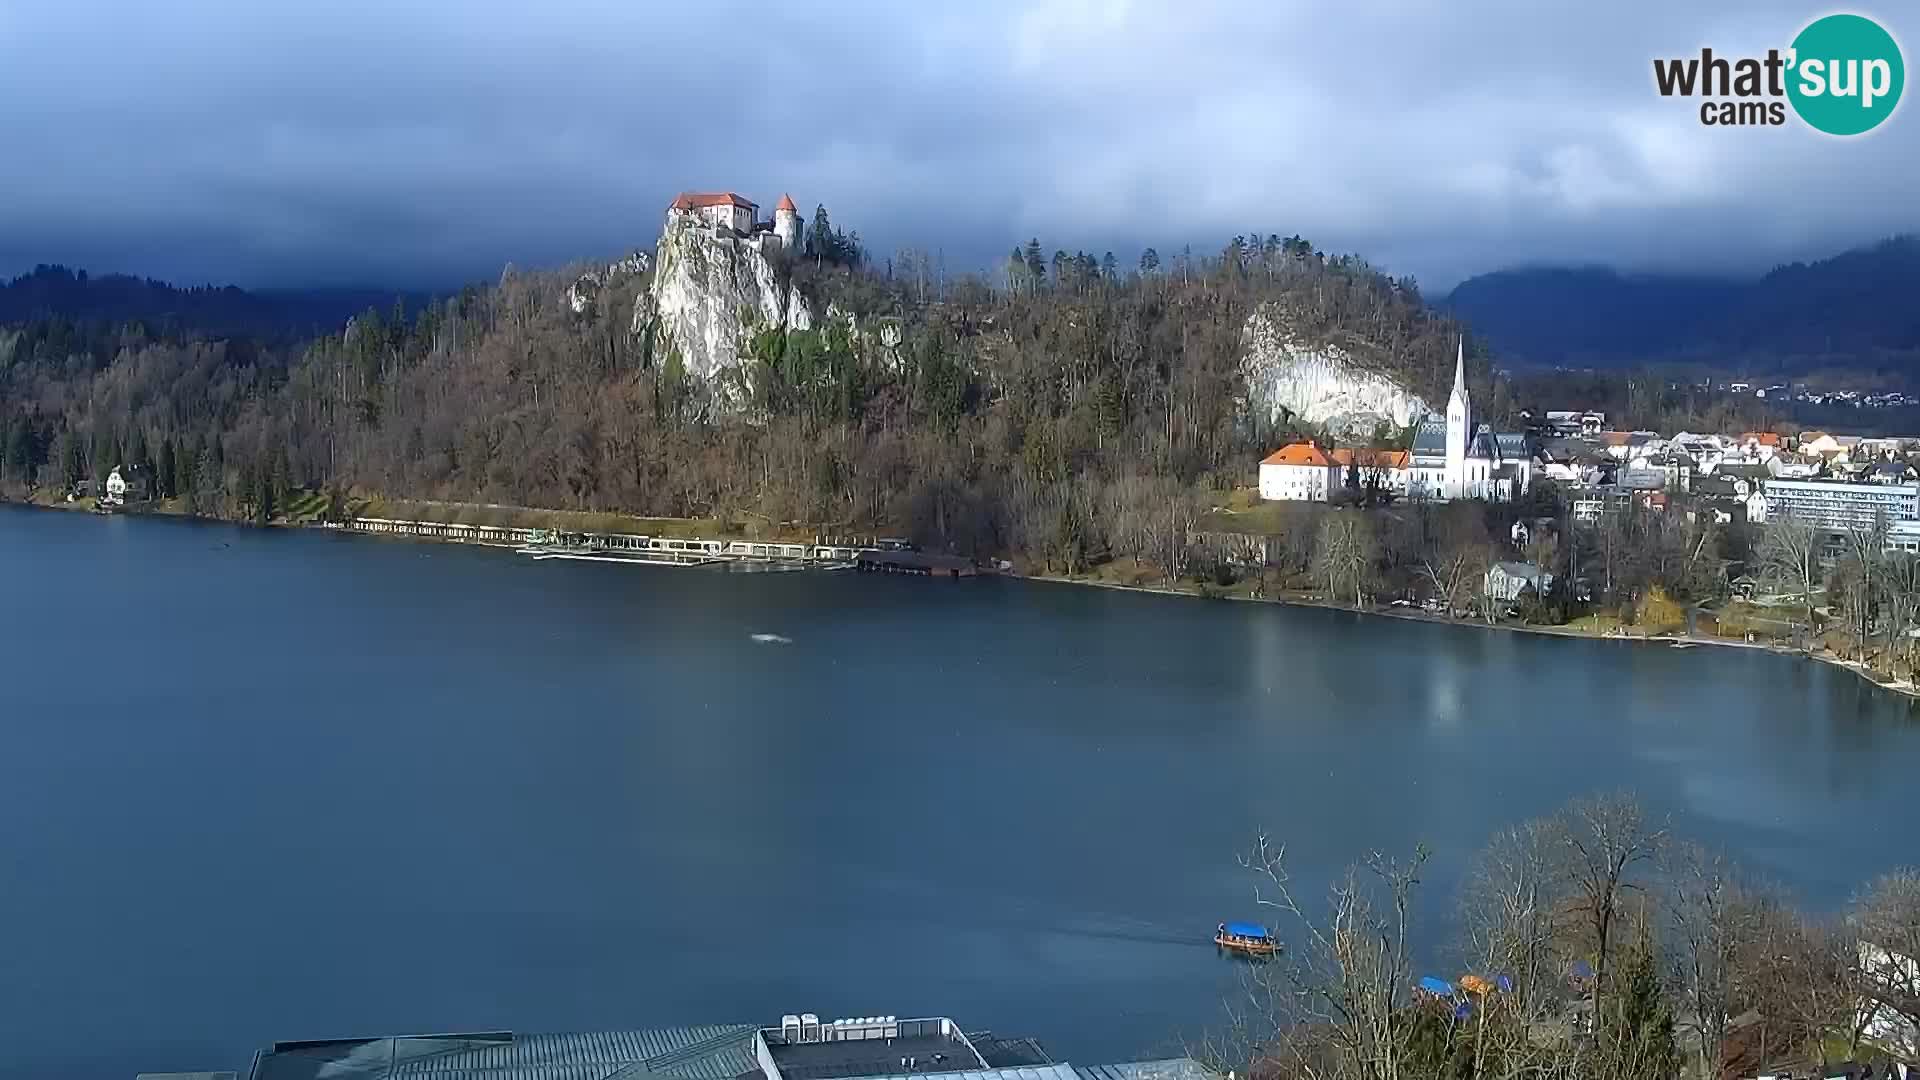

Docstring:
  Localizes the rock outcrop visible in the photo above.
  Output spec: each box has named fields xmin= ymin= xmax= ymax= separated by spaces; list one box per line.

xmin=636 ymin=215 xmax=810 ymax=398
xmin=1243 ymin=307 xmax=1430 ymax=440
xmin=567 ymin=251 xmax=651 ymax=315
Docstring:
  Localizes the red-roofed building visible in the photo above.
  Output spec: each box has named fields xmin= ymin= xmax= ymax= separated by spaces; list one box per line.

xmin=1331 ymin=447 xmax=1412 ymax=496
xmin=666 ymin=191 xmax=804 ymax=250
xmin=669 ymin=191 xmax=759 ymax=235
xmin=1259 ymin=442 xmax=1339 ymax=501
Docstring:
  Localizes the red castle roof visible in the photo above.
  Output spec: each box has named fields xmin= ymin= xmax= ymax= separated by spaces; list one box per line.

xmin=776 ymin=193 xmax=797 ymax=212
xmin=669 ymin=191 xmax=758 ymax=211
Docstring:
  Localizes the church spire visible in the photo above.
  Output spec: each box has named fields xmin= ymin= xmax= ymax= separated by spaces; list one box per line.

xmin=1453 ymin=337 xmax=1465 ymax=398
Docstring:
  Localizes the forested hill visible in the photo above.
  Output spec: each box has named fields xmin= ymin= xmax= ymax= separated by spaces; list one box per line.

xmin=1446 ymin=234 xmax=1920 ymax=374
xmin=0 ymin=234 xmax=1470 ymax=563
xmin=0 ymin=265 xmax=425 ymax=344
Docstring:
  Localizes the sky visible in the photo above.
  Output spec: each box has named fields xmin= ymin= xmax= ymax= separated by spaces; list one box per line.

xmin=0 ymin=0 xmax=1914 ymax=293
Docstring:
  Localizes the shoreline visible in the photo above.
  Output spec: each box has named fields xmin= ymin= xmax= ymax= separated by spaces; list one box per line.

xmin=10 ymin=494 xmax=1917 ymax=702
xmin=1024 ymin=571 xmax=1920 ymax=702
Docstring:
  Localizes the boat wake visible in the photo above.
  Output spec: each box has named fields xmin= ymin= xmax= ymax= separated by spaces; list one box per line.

xmin=750 ymin=633 xmax=793 ymax=645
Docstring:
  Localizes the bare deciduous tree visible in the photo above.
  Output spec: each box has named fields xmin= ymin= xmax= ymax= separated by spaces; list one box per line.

xmin=1551 ymin=793 xmax=1668 ymax=1019
xmin=1851 ymin=868 xmax=1920 ymax=1059
xmin=1314 ymin=511 xmax=1379 ymax=608
xmin=1219 ymin=835 xmax=1430 ymax=1080
xmin=1757 ymin=515 xmax=1822 ymax=633
xmin=1663 ymin=841 xmax=1760 ymax=1079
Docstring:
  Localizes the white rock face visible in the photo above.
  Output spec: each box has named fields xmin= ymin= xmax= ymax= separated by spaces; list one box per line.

xmin=1243 ymin=307 xmax=1430 ymax=440
xmin=639 ymin=216 xmax=810 ymax=397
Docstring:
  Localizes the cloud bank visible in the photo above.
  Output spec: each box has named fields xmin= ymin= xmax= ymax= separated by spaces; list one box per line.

xmin=1 ymin=0 xmax=1913 ymax=290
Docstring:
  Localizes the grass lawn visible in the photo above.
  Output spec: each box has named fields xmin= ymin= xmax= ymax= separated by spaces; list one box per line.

xmin=1198 ymin=488 xmax=1325 ymax=537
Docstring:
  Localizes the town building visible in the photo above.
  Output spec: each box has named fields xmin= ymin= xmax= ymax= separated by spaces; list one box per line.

xmin=1258 ymin=441 xmax=1338 ymax=501
xmin=194 ymin=1010 xmax=1215 ymax=1080
xmin=1331 ymin=447 xmax=1411 ymax=496
xmin=104 ymin=463 xmax=151 ymax=506
xmin=1570 ymin=486 xmax=1634 ymax=524
xmin=1735 ymin=432 xmax=1782 ymax=461
xmin=667 ymin=191 xmax=804 ymax=250
xmin=1762 ymin=479 xmax=1920 ymax=532
xmin=1887 ymin=521 xmax=1920 ymax=554
xmin=1408 ymin=342 xmax=1532 ymax=501
xmin=1691 ymin=473 xmax=1770 ymax=525
xmin=1484 ymin=561 xmax=1553 ymax=604
xmin=1257 ymin=444 xmax=1411 ymax=502
xmin=1797 ymin=431 xmax=1846 ymax=460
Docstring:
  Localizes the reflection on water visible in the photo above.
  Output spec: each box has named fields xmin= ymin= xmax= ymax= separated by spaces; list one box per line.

xmin=3 ymin=505 xmax=1919 ymax=1080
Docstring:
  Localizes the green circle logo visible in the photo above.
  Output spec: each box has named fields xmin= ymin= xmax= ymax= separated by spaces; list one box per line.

xmin=1787 ymin=14 xmax=1904 ymax=135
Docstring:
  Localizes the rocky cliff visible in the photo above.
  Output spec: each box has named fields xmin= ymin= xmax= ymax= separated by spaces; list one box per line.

xmin=636 ymin=216 xmax=811 ymax=399
xmin=566 ymin=251 xmax=650 ymax=315
xmin=1243 ymin=307 xmax=1431 ymax=440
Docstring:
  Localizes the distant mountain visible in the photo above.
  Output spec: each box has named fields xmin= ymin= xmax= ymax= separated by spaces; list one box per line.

xmin=0 ymin=265 xmax=427 ymax=342
xmin=1446 ymin=235 xmax=1920 ymax=373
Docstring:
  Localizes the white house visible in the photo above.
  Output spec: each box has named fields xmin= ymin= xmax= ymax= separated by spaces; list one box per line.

xmin=1484 ymin=561 xmax=1553 ymax=604
xmin=103 ymin=464 xmax=151 ymax=507
xmin=1407 ymin=342 xmax=1532 ymax=501
xmin=1258 ymin=442 xmax=1339 ymax=501
xmin=1797 ymin=431 xmax=1845 ymax=459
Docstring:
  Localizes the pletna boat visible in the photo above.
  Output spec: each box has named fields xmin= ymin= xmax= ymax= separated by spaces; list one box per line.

xmin=1215 ymin=921 xmax=1278 ymax=956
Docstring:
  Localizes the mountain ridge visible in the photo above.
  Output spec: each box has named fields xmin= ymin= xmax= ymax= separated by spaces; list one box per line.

xmin=1445 ymin=234 xmax=1920 ymax=373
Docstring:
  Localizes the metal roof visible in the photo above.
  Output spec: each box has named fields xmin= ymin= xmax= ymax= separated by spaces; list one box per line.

xmin=250 ymin=1025 xmax=759 ymax=1080
xmin=1411 ymin=420 xmax=1446 ymax=455
xmin=1072 ymin=1061 xmax=1214 ymax=1080
xmin=823 ymin=1064 xmax=1078 ymax=1080
xmin=823 ymin=1059 xmax=1214 ymax=1080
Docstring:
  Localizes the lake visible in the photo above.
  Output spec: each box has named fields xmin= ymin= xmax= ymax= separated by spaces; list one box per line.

xmin=3 ymin=505 xmax=1918 ymax=1078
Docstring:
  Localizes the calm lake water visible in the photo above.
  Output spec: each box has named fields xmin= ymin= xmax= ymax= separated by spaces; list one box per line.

xmin=4 ymin=505 xmax=1919 ymax=1078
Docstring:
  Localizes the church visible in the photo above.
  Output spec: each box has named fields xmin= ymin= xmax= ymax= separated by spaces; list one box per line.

xmin=1408 ymin=341 xmax=1533 ymax=501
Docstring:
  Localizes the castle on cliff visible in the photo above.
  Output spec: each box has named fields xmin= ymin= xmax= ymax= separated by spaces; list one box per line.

xmin=666 ymin=191 xmax=802 ymax=250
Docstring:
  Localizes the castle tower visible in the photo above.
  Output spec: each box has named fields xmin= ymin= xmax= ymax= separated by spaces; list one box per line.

xmin=1445 ymin=337 xmax=1470 ymax=498
xmin=773 ymin=193 xmax=801 ymax=250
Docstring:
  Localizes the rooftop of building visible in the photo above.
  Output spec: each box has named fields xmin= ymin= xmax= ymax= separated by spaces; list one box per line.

xmin=764 ymin=1020 xmax=980 ymax=1080
xmin=233 ymin=1015 xmax=1212 ymax=1080
xmin=248 ymin=1024 xmax=760 ymax=1080
xmin=1260 ymin=442 xmax=1332 ymax=467
xmin=670 ymin=191 xmax=759 ymax=211
xmin=1329 ymin=447 xmax=1409 ymax=469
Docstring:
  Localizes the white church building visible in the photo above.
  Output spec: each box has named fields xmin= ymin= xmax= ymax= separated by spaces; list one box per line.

xmin=1408 ymin=342 xmax=1533 ymax=502
xmin=666 ymin=191 xmax=802 ymax=250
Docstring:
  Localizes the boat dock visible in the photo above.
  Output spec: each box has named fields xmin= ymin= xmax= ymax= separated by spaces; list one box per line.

xmin=345 ymin=517 xmax=986 ymax=576
xmin=855 ymin=550 xmax=981 ymax=578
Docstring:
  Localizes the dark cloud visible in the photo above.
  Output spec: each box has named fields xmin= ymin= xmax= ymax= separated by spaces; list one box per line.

xmin=1 ymin=0 xmax=1913 ymax=290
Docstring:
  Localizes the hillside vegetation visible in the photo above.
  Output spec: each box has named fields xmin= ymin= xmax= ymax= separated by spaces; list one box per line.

xmin=0 ymin=231 xmax=1470 ymax=567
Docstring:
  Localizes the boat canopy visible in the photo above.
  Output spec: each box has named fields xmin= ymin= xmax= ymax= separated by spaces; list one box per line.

xmin=1225 ymin=922 xmax=1271 ymax=939
xmin=1416 ymin=976 xmax=1456 ymax=997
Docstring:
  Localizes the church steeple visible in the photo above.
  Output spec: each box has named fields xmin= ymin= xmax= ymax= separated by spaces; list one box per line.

xmin=1444 ymin=336 xmax=1470 ymax=496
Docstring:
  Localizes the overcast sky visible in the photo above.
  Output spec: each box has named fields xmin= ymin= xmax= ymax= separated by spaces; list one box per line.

xmin=1 ymin=0 xmax=1913 ymax=292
